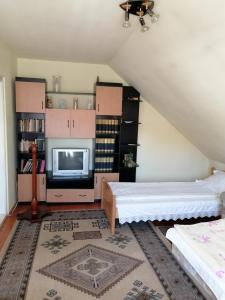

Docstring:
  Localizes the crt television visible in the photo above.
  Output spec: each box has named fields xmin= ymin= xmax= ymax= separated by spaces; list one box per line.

xmin=52 ymin=148 xmax=89 ymax=176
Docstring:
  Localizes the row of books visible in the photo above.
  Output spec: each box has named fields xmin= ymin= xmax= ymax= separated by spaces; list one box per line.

xmin=95 ymin=157 xmax=114 ymax=172
xmin=96 ymin=119 xmax=119 ymax=134
xmin=18 ymin=138 xmax=45 ymax=153
xmin=18 ymin=119 xmax=44 ymax=133
xmin=19 ymin=159 xmax=45 ymax=173
xmin=96 ymin=138 xmax=116 ymax=153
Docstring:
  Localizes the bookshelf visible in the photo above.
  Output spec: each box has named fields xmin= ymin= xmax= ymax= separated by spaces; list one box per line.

xmin=119 ymin=86 xmax=140 ymax=182
xmin=15 ymin=77 xmax=140 ymax=203
xmin=95 ymin=116 xmax=120 ymax=173
xmin=17 ymin=113 xmax=46 ymax=175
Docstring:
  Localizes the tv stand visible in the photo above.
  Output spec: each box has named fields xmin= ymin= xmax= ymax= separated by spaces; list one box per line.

xmin=46 ymin=171 xmax=95 ymax=203
xmin=47 ymin=171 xmax=94 ymax=189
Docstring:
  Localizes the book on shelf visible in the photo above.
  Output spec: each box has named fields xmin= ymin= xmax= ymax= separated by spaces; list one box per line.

xmin=19 ymin=159 xmax=45 ymax=173
xmin=18 ymin=138 xmax=45 ymax=153
xmin=96 ymin=118 xmax=119 ymax=134
xmin=95 ymin=138 xmax=115 ymax=153
xmin=95 ymin=156 xmax=114 ymax=172
xmin=18 ymin=119 xmax=45 ymax=133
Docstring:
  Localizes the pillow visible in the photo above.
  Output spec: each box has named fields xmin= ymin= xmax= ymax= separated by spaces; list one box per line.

xmin=201 ymin=170 xmax=225 ymax=194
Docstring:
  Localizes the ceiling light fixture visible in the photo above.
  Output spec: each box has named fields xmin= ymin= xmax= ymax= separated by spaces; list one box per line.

xmin=120 ymin=0 xmax=159 ymax=32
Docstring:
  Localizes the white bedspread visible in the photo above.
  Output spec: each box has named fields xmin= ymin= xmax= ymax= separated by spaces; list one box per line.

xmin=108 ymin=182 xmax=220 ymax=224
xmin=166 ymin=219 xmax=225 ymax=300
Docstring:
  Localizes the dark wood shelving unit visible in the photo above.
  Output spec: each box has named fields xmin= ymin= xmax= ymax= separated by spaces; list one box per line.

xmin=119 ymin=86 xmax=140 ymax=182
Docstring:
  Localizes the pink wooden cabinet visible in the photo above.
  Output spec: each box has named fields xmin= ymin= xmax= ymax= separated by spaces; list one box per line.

xmin=46 ymin=109 xmax=95 ymax=138
xmin=94 ymin=172 xmax=119 ymax=199
xmin=45 ymin=109 xmax=70 ymax=138
xmin=96 ymin=86 xmax=122 ymax=116
xmin=16 ymin=80 xmax=45 ymax=113
xmin=17 ymin=174 xmax=46 ymax=202
xmin=47 ymin=189 xmax=94 ymax=203
xmin=70 ymin=110 xmax=95 ymax=138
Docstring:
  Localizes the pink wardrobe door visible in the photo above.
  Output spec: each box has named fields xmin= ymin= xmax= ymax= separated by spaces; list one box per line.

xmin=96 ymin=86 xmax=122 ymax=116
xmin=45 ymin=109 xmax=70 ymax=138
xmin=16 ymin=81 xmax=45 ymax=113
xmin=18 ymin=174 xmax=46 ymax=202
xmin=70 ymin=110 xmax=96 ymax=138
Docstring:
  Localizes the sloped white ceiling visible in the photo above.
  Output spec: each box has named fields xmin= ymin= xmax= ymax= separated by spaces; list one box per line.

xmin=110 ymin=0 xmax=225 ymax=163
xmin=0 ymin=0 xmax=133 ymax=63
xmin=1 ymin=0 xmax=225 ymax=163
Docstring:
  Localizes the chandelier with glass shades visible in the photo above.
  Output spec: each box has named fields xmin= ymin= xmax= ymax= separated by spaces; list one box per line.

xmin=120 ymin=0 xmax=159 ymax=32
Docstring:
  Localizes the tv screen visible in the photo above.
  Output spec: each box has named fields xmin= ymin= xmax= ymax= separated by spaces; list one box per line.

xmin=58 ymin=151 xmax=83 ymax=171
xmin=53 ymin=148 xmax=89 ymax=176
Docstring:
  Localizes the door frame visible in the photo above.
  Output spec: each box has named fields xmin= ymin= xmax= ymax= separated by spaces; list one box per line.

xmin=0 ymin=77 xmax=9 ymax=215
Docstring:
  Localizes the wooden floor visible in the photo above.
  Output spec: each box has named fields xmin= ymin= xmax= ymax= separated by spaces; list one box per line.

xmin=0 ymin=201 xmax=101 ymax=252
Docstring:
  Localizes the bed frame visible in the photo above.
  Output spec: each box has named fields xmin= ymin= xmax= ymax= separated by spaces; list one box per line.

xmin=101 ymin=169 xmax=225 ymax=235
xmin=101 ymin=178 xmax=117 ymax=235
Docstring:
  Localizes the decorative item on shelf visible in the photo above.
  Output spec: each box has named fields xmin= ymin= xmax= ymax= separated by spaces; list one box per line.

xmin=52 ymin=75 xmax=61 ymax=92
xmin=46 ymin=96 xmax=53 ymax=108
xmin=120 ymin=0 xmax=160 ymax=32
xmin=73 ymin=97 xmax=79 ymax=110
xmin=123 ymin=152 xmax=138 ymax=168
xmin=58 ymin=99 xmax=66 ymax=109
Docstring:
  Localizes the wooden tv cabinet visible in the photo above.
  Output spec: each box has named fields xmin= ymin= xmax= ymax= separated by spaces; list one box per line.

xmin=46 ymin=171 xmax=94 ymax=203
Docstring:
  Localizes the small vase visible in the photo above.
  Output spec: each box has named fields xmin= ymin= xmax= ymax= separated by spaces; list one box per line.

xmin=52 ymin=75 xmax=61 ymax=92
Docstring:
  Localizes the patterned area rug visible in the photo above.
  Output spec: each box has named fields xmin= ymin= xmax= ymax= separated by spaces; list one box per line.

xmin=0 ymin=210 xmax=206 ymax=300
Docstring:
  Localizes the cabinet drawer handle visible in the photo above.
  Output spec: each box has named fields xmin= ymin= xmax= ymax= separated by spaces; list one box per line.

xmin=42 ymin=177 xmax=45 ymax=185
xmin=67 ymin=120 xmax=70 ymax=128
xmin=78 ymin=194 xmax=87 ymax=197
xmin=42 ymin=101 xmax=44 ymax=110
xmin=73 ymin=120 xmax=75 ymax=128
xmin=54 ymin=194 xmax=63 ymax=198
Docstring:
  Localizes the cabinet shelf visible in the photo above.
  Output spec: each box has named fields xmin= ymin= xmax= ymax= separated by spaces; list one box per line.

xmin=122 ymin=121 xmax=142 ymax=125
xmin=120 ymin=143 xmax=140 ymax=147
xmin=126 ymin=98 xmax=142 ymax=102
xmin=18 ymin=151 xmax=45 ymax=159
xmin=47 ymin=91 xmax=95 ymax=96
xmin=120 ymin=165 xmax=139 ymax=170
xmin=18 ymin=131 xmax=44 ymax=135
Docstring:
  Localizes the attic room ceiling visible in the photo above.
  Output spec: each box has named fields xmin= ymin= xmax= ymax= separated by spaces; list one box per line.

xmin=0 ymin=0 xmax=134 ymax=63
xmin=1 ymin=0 xmax=225 ymax=164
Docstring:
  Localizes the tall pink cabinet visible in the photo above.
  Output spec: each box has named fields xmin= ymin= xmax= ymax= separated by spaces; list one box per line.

xmin=16 ymin=77 xmax=46 ymax=202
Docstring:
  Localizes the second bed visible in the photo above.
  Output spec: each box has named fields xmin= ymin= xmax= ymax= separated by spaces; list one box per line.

xmin=102 ymin=179 xmax=221 ymax=234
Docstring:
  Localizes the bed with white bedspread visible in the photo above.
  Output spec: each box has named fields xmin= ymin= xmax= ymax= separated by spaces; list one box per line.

xmin=166 ymin=219 xmax=225 ymax=300
xmin=109 ymin=181 xmax=220 ymax=224
xmin=101 ymin=169 xmax=225 ymax=234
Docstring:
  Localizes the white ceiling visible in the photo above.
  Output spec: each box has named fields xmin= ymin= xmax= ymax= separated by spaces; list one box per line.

xmin=0 ymin=0 xmax=134 ymax=63
xmin=1 ymin=0 xmax=225 ymax=163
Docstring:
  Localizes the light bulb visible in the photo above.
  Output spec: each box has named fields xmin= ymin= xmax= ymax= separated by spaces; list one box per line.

xmin=151 ymin=12 xmax=160 ymax=23
xmin=123 ymin=20 xmax=131 ymax=28
xmin=141 ymin=25 xmax=150 ymax=32
xmin=139 ymin=17 xmax=150 ymax=32
xmin=123 ymin=11 xmax=131 ymax=28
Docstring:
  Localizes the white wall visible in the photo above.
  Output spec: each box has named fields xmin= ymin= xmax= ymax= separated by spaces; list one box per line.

xmin=0 ymin=40 xmax=17 ymax=211
xmin=17 ymin=58 xmax=126 ymax=93
xmin=18 ymin=58 xmax=209 ymax=181
xmin=137 ymin=100 xmax=209 ymax=181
